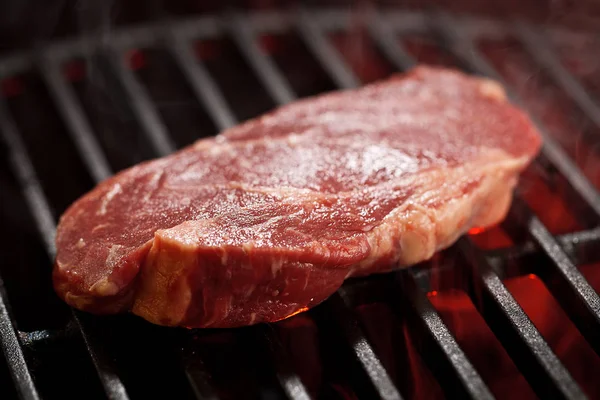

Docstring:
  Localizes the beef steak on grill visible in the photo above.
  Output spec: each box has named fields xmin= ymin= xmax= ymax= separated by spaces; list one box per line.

xmin=53 ymin=66 xmax=542 ymax=328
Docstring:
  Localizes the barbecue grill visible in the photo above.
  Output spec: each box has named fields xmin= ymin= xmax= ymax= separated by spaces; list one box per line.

xmin=1 ymin=3 xmax=600 ymax=399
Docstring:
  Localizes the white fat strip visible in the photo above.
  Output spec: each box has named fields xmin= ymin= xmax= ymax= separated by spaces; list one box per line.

xmin=143 ymin=171 xmax=165 ymax=201
xmin=91 ymin=223 xmax=110 ymax=233
xmin=243 ymin=285 xmax=255 ymax=298
xmin=478 ymin=79 xmax=507 ymax=101
xmin=249 ymin=312 xmax=257 ymax=325
xmin=242 ymin=242 xmax=255 ymax=254
xmin=97 ymin=183 xmax=122 ymax=215
xmin=220 ymin=250 xmax=228 ymax=265
xmin=202 ymin=296 xmax=233 ymax=327
xmin=303 ymin=270 xmax=311 ymax=291
xmin=271 ymin=257 xmax=284 ymax=277
xmin=105 ymin=244 xmax=124 ymax=270
xmin=89 ymin=278 xmax=119 ymax=296
xmin=287 ymin=134 xmax=302 ymax=145
xmin=209 ymin=146 xmax=225 ymax=156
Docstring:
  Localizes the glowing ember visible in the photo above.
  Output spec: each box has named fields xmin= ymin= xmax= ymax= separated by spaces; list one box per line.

xmin=468 ymin=227 xmax=486 ymax=235
xmin=508 ymin=275 xmax=600 ymax=398
xmin=356 ymin=303 xmax=444 ymax=399
xmin=274 ymin=307 xmax=309 ymax=322
xmin=429 ymin=288 xmax=537 ymax=398
xmin=469 ymin=226 xmax=514 ymax=250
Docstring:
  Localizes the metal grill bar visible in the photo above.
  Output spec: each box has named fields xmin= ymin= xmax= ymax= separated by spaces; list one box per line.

xmin=41 ymin=57 xmax=112 ymax=182
xmin=18 ymin=328 xmax=70 ymax=351
xmin=41 ymin=53 xmax=222 ymax=400
xmin=510 ymin=198 xmax=600 ymax=356
xmin=425 ymin=10 xmax=600 ymax=397
xmin=168 ymin=29 xmax=237 ymax=131
xmin=295 ymin=11 xmax=494 ymax=398
xmin=183 ymin=356 xmax=219 ymax=400
xmin=106 ymin=47 xmax=176 ymax=155
xmin=259 ymin=326 xmax=313 ymax=400
xmin=458 ymin=238 xmax=585 ymax=399
xmin=0 ymin=287 xmax=38 ymax=400
xmin=514 ymin=21 xmax=600 ymax=132
xmin=93 ymin=29 xmax=231 ymax=400
xmin=331 ymin=290 xmax=403 ymax=400
xmin=228 ymin=13 xmax=295 ymax=106
xmin=296 ymin=8 xmax=361 ymax=90
xmin=396 ymin=271 xmax=494 ymax=399
xmin=0 ymin=8 xmax=599 ymax=400
xmin=0 ymin=97 xmax=129 ymax=400
xmin=0 ymin=101 xmax=56 ymax=253
xmin=162 ymin=23 xmax=312 ymax=399
xmin=230 ymin=21 xmax=407 ymax=399
xmin=431 ymin=9 xmax=600 ymax=351
xmin=429 ymin=11 xmax=600 ymax=218
xmin=366 ymin=9 xmax=416 ymax=71
xmin=488 ymin=227 xmax=600 ymax=269
xmin=72 ymin=314 xmax=130 ymax=400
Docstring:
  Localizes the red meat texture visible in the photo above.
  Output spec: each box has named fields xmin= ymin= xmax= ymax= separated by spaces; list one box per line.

xmin=53 ymin=66 xmax=542 ymax=328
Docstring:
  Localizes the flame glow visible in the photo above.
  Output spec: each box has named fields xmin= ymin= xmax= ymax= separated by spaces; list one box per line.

xmin=274 ymin=307 xmax=309 ymax=322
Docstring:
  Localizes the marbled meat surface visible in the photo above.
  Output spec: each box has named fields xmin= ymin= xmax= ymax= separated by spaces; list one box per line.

xmin=53 ymin=66 xmax=542 ymax=328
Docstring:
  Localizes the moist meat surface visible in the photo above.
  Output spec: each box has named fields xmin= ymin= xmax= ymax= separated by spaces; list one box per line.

xmin=53 ymin=66 xmax=542 ymax=328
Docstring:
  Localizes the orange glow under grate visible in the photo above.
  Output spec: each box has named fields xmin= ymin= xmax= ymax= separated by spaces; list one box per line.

xmin=428 ymin=272 xmax=600 ymax=399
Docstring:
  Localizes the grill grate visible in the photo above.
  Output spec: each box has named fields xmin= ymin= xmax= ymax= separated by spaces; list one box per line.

xmin=1 ymin=6 xmax=600 ymax=400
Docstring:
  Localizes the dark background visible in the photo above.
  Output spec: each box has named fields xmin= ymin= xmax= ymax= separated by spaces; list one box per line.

xmin=0 ymin=0 xmax=599 ymax=55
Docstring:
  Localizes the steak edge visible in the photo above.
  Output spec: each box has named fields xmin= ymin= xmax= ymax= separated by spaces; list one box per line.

xmin=53 ymin=66 xmax=542 ymax=328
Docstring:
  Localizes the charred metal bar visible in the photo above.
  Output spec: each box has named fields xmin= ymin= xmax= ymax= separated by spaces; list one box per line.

xmin=42 ymin=46 xmax=220 ymax=400
xmin=0 ymin=284 xmax=38 ymax=400
xmin=331 ymin=289 xmax=404 ymax=400
xmin=514 ymin=21 xmax=600 ymax=132
xmin=434 ymin=8 xmax=600 ymax=359
xmin=40 ymin=58 xmax=112 ymax=182
xmin=228 ymin=13 xmax=295 ymax=106
xmin=167 ymin=28 xmax=237 ymax=131
xmin=296 ymin=8 xmax=361 ymax=90
xmin=0 ymin=100 xmax=57 ymax=253
xmin=509 ymin=198 xmax=600 ymax=356
xmin=430 ymin=11 xmax=600 ymax=218
xmin=487 ymin=227 xmax=600 ymax=270
xmin=295 ymin=12 xmax=491 ymax=398
xmin=393 ymin=271 xmax=494 ymax=399
xmin=229 ymin=25 xmax=404 ymax=398
xmin=259 ymin=326 xmax=314 ymax=400
xmin=0 ymin=98 xmax=130 ymax=400
xmin=183 ymin=356 xmax=219 ymax=400
xmin=366 ymin=9 xmax=416 ymax=71
xmin=458 ymin=237 xmax=585 ymax=399
xmin=73 ymin=313 xmax=131 ymax=400
xmin=164 ymin=32 xmax=311 ymax=399
xmin=18 ymin=329 xmax=63 ymax=348
xmin=105 ymin=46 xmax=176 ymax=155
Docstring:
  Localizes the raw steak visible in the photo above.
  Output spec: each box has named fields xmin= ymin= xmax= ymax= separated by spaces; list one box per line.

xmin=53 ymin=66 xmax=542 ymax=328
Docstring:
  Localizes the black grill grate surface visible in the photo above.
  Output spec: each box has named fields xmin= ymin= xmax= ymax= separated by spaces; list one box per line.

xmin=1 ymin=7 xmax=600 ymax=400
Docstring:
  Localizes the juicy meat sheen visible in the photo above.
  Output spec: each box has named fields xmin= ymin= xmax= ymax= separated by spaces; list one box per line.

xmin=53 ymin=66 xmax=542 ymax=328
